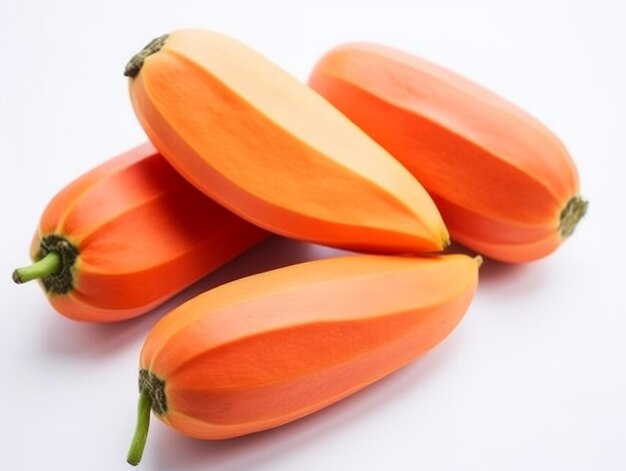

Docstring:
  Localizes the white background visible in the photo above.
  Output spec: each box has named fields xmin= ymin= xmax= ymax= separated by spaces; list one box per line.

xmin=2 ymin=1 xmax=625 ymax=470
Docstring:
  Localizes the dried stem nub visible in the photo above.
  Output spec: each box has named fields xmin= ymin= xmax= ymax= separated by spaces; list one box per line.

xmin=559 ymin=195 xmax=588 ymax=237
xmin=124 ymin=34 xmax=169 ymax=78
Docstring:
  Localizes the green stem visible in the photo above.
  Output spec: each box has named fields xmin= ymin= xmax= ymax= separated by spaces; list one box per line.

xmin=127 ymin=392 xmax=152 ymax=466
xmin=12 ymin=252 xmax=61 ymax=284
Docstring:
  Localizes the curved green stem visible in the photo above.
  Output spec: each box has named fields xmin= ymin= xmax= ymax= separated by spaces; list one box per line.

xmin=127 ymin=392 xmax=152 ymax=466
xmin=12 ymin=252 xmax=61 ymax=284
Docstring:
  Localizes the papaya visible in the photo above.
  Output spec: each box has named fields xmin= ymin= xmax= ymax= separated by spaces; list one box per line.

xmin=126 ymin=253 xmax=480 ymax=465
xmin=12 ymin=143 xmax=267 ymax=322
xmin=309 ymin=43 xmax=588 ymax=262
xmin=124 ymin=30 xmax=449 ymax=254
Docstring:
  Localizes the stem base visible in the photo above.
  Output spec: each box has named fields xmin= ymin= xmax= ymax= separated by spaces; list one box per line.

xmin=559 ymin=195 xmax=588 ymax=238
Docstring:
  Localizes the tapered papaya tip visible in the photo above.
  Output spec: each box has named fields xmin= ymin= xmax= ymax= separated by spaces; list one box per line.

xmin=559 ymin=195 xmax=588 ymax=238
xmin=124 ymin=34 xmax=169 ymax=78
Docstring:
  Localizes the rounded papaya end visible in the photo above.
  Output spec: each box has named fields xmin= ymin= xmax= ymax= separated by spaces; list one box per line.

xmin=12 ymin=235 xmax=78 ymax=294
xmin=474 ymin=255 xmax=484 ymax=268
xmin=124 ymin=34 xmax=169 ymax=78
xmin=127 ymin=369 xmax=168 ymax=466
xmin=559 ymin=195 xmax=588 ymax=238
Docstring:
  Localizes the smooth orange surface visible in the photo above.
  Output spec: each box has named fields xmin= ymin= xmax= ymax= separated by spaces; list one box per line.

xmin=309 ymin=43 xmax=582 ymax=262
xmin=32 ymin=143 xmax=267 ymax=322
xmin=140 ymin=253 xmax=479 ymax=439
xmin=128 ymin=30 xmax=449 ymax=254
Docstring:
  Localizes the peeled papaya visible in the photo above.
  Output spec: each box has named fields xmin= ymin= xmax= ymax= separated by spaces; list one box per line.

xmin=125 ymin=30 xmax=449 ymax=254
xmin=126 ymin=253 xmax=480 ymax=465
xmin=12 ymin=143 xmax=267 ymax=322
xmin=309 ymin=43 xmax=587 ymax=262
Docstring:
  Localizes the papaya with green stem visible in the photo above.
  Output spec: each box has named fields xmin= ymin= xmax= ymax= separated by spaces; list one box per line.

xmin=12 ymin=143 xmax=268 ymax=322
xmin=127 ymin=253 xmax=480 ymax=465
